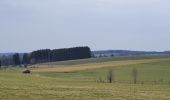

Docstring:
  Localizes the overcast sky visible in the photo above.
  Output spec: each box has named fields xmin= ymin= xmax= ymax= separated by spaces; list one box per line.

xmin=0 ymin=0 xmax=170 ymax=52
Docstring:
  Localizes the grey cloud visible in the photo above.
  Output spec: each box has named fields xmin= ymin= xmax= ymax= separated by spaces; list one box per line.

xmin=0 ymin=0 xmax=170 ymax=52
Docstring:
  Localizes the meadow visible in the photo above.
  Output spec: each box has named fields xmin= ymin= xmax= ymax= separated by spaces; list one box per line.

xmin=1 ymin=56 xmax=170 ymax=100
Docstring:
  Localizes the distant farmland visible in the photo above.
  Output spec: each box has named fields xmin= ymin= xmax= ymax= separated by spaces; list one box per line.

xmin=32 ymin=58 xmax=170 ymax=73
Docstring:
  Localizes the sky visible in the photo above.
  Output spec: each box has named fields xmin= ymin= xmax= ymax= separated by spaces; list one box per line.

xmin=0 ymin=0 xmax=170 ymax=52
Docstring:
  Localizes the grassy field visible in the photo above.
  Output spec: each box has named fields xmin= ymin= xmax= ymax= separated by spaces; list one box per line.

xmin=32 ymin=58 xmax=170 ymax=73
xmin=41 ymin=55 xmax=170 ymax=66
xmin=1 ymin=56 xmax=170 ymax=100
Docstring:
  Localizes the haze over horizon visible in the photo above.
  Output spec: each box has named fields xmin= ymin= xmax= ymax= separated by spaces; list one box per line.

xmin=0 ymin=0 xmax=170 ymax=52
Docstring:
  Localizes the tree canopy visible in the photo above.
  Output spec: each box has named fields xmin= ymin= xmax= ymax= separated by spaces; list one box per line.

xmin=13 ymin=53 xmax=21 ymax=66
xmin=30 ymin=46 xmax=91 ymax=63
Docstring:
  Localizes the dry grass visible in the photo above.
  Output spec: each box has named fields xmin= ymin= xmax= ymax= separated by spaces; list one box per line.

xmin=1 ymin=71 xmax=170 ymax=100
xmin=31 ymin=58 xmax=170 ymax=72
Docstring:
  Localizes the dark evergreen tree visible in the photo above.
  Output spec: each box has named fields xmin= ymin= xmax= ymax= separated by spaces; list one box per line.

xmin=13 ymin=53 xmax=21 ymax=66
xmin=0 ymin=60 xmax=1 ymax=69
xmin=1 ymin=55 xmax=14 ymax=66
xmin=30 ymin=46 xmax=91 ymax=64
xmin=22 ymin=53 xmax=30 ymax=67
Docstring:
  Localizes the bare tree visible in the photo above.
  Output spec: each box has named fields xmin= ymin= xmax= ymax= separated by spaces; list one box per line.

xmin=132 ymin=67 xmax=138 ymax=84
xmin=107 ymin=69 xmax=114 ymax=83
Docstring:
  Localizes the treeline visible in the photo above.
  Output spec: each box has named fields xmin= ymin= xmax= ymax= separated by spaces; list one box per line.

xmin=30 ymin=46 xmax=91 ymax=63
xmin=0 ymin=46 xmax=91 ymax=67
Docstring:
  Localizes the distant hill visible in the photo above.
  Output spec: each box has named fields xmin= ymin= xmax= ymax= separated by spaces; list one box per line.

xmin=0 ymin=53 xmax=24 ymax=60
xmin=92 ymin=50 xmax=170 ymax=57
xmin=0 ymin=53 xmax=15 ymax=57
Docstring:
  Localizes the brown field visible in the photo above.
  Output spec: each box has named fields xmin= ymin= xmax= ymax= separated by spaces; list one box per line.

xmin=31 ymin=58 xmax=170 ymax=72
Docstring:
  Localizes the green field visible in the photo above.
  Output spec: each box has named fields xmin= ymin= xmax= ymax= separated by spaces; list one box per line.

xmin=1 ymin=56 xmax=170 ymax=100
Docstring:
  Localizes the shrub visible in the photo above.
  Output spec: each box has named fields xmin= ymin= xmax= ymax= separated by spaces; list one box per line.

xmin=22 ymin=70 xmax=31 ymax=74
